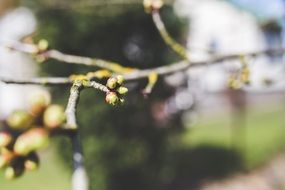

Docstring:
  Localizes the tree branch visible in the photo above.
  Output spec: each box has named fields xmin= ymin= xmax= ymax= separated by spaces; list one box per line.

xmin=1 ymin=48 xmax=285 ymax=84
xmin=124 ymin=48 xmax=285 ymax=80
xmin=6 ymin=42 xmax=135 ymax=73
xmin=0 ymin=76 xmax=72 ymax=85
xmin=65 ymin=81 xmax=83 ymax=130
xmin=64 ymin=81 xmax=89 ymax=190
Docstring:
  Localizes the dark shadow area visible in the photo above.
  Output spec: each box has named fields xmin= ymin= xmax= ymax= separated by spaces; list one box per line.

xmin=106 ymin=145 xmax=244 ymax=190
xmin=163 ymin=145 xmax=244 ymax=190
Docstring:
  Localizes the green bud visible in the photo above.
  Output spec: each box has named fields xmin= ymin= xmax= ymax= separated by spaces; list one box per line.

xmin=38 ymin=39 xmax=49 ymax=52
xmin=43 ymin=105 xmax=66 ymax=129
xmin=28 ymin=128 xmax=49 ymax=151
xmin=116 ymin=75 xmax=124 ymax=85
xmin=0 ymin=153 xmax=14 ymax=169
xmin=117 ymin=87 xmax=128 ymax=95
xmin=106 ymin=77 xmax=118 ymax=89
xmin=4 ymin=157 xmax=24 ymax=180
xmin=5 ymin=167 xmax=16 ymax=180
xmin=29 ymin=91 xmax=51 ymax=116
xmin=13 ymin=136 xmax=31 ymax=156
xmin=7 ymin=110 xmax=33 ymax=130
xmin=105 ymin=92 xmax=119 ymax=106
xmin=5 ymin=163 xmax=24 ymax=180
xmin=0 ymin=132 xmax=12 ymax=147
xmin=14 ymin=128 xmax=49 ymax=156
xmin=24 ymin=153 xmax=39 ymax=171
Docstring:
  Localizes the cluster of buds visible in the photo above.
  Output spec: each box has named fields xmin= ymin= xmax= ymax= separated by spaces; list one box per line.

xmin=105 ymin=75 xmax=128 ymax=106
xmin=143 ymin=0 xmax=164 ymax=13
xmin=0 ymin=91 xmax=66 ymax=179
xmin=227 ymin=56 xmax=251 ymax=89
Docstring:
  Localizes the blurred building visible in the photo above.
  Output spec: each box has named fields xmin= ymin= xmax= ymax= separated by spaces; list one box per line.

xmin=171 ymin=0 xmax=285 ymax=116
xmin=0 ymin=0 xmax=38 ymax=119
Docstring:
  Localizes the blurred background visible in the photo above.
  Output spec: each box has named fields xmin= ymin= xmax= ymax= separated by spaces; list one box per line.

xmin=1 ymin=0 xmax=285 ymax=190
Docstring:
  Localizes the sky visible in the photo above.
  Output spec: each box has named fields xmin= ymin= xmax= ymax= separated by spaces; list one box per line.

xmin=230 ymin=0 xmax=285 ymax=20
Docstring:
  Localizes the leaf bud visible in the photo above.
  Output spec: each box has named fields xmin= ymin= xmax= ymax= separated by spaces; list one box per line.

xmin=117 ymin=87 xmax=128 ymax=95
xmin=7 ymin=110 xmax=33 ymax=130
xmin=106 ymin=77 xmax=118 ymax=89
xmin=116 ymin=75 xmax=124 ymax=85
xmin=24 ymin=153 xmax=39 ymax=171
xmin=105 ymin=92 xmax=119 ymax=106
xmin=37 ymin=39 xmax=49 ymax=52
xmin=0 ymin=132 xmax=12 ymax=147
xmin=43 ymin=105 xmax=66 ymax=129
xmin=5 ymin=159 xmax=24 ymax=180
xmin=14 ymin=128 xmax=49 ymax=156
xmin=29 ymin=90 xmax=51 ymax=116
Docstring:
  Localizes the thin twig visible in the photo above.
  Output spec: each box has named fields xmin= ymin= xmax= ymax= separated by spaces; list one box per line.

xmin=65 ymin=81 xmax=83 ymax=129
xmin=43 ymin=50 xmax=135 ymax=73
xmin=0 ymin=76 xmax=71 ymax=85
xmin=1 ymin=48 xmax=285 ymax=85
xmin=124 ymin=48 xmax=285 ymax=80
xmin=151 ymin=10 xmax=189 ymax=60
xmin=83 ymin=80 xmax=111 ymax=93
xmin=5 ymin=42 xmax=134 ymax=73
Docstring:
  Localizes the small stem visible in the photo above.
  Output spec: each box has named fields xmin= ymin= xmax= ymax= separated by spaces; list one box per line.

xmin=45 ymin=50 xmax=134 ymax=73
xmin=83 ymin=80 xmax=110 ymax=93
xmin=65 ymin=81 xmax=83 ymax=130
xmin=151 ymin=10 xmax=189 ymax=60
xmin=0 ymin=76 xmax=71 ymax=85
xmin=71 ymin=131 xmax=89 ymax=190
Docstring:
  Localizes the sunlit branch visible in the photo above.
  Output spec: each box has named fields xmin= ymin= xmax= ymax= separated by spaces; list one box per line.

xmin=65 ymin=81 xmax=83 ymax=130
xmin=125 ymin=48 xmax=285 ymax=80
xmin=151 ymin=10 xmax=189 ymax=60
xmin=43 ymin=50 xmax=135 ymax=73
xmin=1 ymin=48 xmax=285 ymax=84
xmin=5 ymin=42 xmax=134 ymax=73
xmin=0 ymin=76 xmax=71 ymax=85
xmin=83 ymin=80 xmax=111 ymax=93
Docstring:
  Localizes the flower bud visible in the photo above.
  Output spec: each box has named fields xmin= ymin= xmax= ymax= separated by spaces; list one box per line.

xmin=25 ymin=128 xmax=49 ymax=151
xmin=24 ymin=152 xmax=39 ymax=171
xmin=116 ymin=75 xmax=124 ymax=85
xmin=37 ymin=39 xmax=49 ymax=52
xmin=5 ymin=159 xmax=24 ymax=180
xmin=152 ymin=0 xmax=163 ymax=10
xmin=43 ymin=105 xmax=66 ymax=129
xmin=29 ymin=91 xmax=51 ymax=116
xmin=1 ymin=147 xmax=12 ymax=155
xmin=13 ymin=135 xmax=31 ymax=156
xmin=117 ymin=87 xmax=128 ymax=95
xmin=143 ymin=0 xmax=163 ymax=13
xmin=105 ymin=92 xmax=119 ymax=106
xmin=0 ymin=152 xmax=14 ymax=168
xmin=106 ymin=77 xmax=118 ymax=89
xmin=0 ymin=132 xmax=12 ymax=147
xmin=7 ymin=110 xmax=33 ymax=130
xmin=14 ymin=128 xmax=49 ymax=156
